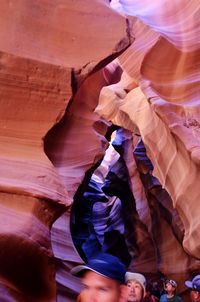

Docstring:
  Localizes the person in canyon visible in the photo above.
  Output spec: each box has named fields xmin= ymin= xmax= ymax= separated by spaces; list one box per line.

xmin=159 ymin=280 xmax=183 ymax=302
xmin=185 ymin=275 xmax=200 ymax=302
xmin=143 ymin=283 xmax=158 ymax=302
xmin=71 ymin=252 xmax=128 ymax=302
xmin=125 ymin=272 xmax=146 ymax=302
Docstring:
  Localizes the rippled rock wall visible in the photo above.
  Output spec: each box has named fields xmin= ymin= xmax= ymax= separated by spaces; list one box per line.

xmin=0 ymin=0 xmax=199 ymax=301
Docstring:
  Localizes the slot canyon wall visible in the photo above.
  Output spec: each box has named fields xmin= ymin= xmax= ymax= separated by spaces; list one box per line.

xmin=0 ymin=0 xmax=199 ymax=301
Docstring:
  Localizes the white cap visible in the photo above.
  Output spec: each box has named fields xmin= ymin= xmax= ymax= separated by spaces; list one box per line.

xmin=125 ymin=272 xmax=146 ymax=292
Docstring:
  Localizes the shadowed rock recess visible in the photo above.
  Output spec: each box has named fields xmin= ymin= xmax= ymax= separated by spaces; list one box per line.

xmin=0 ymin=0 xmax=199 ymax=301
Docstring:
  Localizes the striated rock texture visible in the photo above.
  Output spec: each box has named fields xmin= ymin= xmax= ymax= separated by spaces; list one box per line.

xmin=96 ymin=0 xmax=200 ymax=259
xmin=0 ymin=1 xmax=129 ymax=301
xmin=92 ymin=0 xmax=200 ymax=296
xmin=0 ymin=0 xmax=200 ymax=301
xmin=0 ymin=51 xmax=70 ymax=301
xmin=0 ymin=0 xmax=129 ymax=68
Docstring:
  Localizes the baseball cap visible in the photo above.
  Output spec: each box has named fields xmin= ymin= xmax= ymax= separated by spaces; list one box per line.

xmin=71 ymin=252 xmax=126 ymax=284
xmin=165 ymin=280 xmax=177 ymax=288
xmin=125 ymin=272 xmax=146 ymax=292
xmin=185 ymin=275 xmax=200 ymax=292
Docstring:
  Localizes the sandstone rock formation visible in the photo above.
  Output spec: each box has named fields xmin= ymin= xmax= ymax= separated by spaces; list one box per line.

xmin=0 ymin=1 xmax=129 ymax=301
xmin=0 ymin=0 xmax=199 ymax=301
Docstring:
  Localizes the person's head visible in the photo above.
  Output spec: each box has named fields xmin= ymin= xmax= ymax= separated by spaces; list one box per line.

xmin=164 ymin=280 xmax=177 ymax=295
xmin=125 ymin=272 xmax=146 ymax=302
xmin=71 ymin=252 xmax=127 ymax=302
xmin=185 ymin=275 xmax=200 ymax=302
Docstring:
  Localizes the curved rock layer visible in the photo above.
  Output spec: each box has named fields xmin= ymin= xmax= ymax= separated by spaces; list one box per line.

xmin=71 ymin=129 xmax=199 ymax=297
xmin=99 ymin=0 xmax=200 ymax=259
xmin=0 ymin=192 xmax=64 ymax=301
xmin=0 ymin=0 xmax=128 ymax=68
xmin=0 ymin=1 xmax=130 ymax=301
xmin=0 ymin=0 xmax=200 ymax=301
